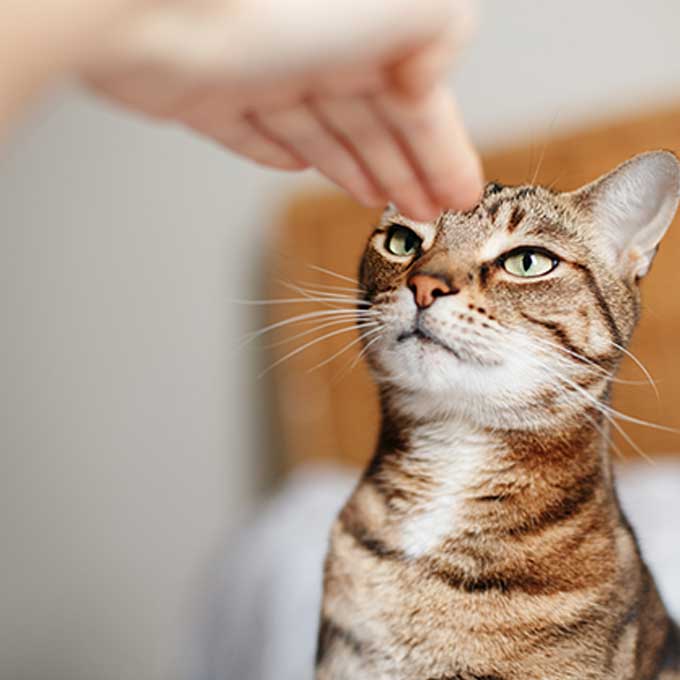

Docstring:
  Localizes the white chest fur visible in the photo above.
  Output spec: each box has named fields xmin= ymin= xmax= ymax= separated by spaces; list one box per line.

xmin=396 ymin=421 xmax=492 ymax=559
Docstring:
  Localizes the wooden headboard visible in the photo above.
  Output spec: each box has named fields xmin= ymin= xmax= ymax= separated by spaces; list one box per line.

xmin=264 ymin=104 xmax=680 ymax=470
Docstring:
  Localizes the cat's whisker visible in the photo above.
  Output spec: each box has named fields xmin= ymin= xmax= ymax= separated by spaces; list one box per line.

xmin=510 ymin=338 xmax=628 ymax=460
xmin=584 ymin=411 xmax=626 ymax=461
xmin=241 ymin=308 xmax=376 ymax=346
xmin=521 ymin=341 xmax=658 ymax=462
xmin=576 ymin=391 xmax=645 ymax=463
xmin=524 ymin=335 xmax=621 ymax=386
xmin=544 ymin=171 xmax=565 ymax=193
xmin=604 ymin=411 xmax=655 ymax=464
xmin=537 ymin=330 xmax=660 ymax=396
xmin=307 ymin=263 xmax=359 ymax=285
xmin=528 ymin=113 xmax=559 ymax=186
xmin=235 ymin=295 xmax=369 ymax=307
xmin=331 ymin=330 xmax=384 ymax=384
xmin=552 ymin=381 xmax=626 ymax=461
xmin=576 ymin=385 xmax=654 ymax=464
xmin=525 ymin=334 xmax=647 ymax=386
xmin=258 ymin=322 xmax=375 ymax=378
xmin=308 ymin=325 xmax=384 ymax=374
xmin=540 ymin=348 xmax=674 ymax=434
xmin=519 ymin=342 xmax=641 ymax=460
xmin=598 ymin=405 xmax=678 ymax=434
xmin=609 ymin=340 xmax=660 ymax=400
xmin=529 ymin=139 xmax=548 ymax=186
xmin=296 ymin=280 xmax=365 ymax=295
xmin=276 ymin=279 xmax=364 ymax=306
xmin=350 ymin=333 xmax=382 ymax=370
xmin=570 ymin=376 xmax=672 ymax=436
xmin=262 ymin=317 xmax=378 ymax=350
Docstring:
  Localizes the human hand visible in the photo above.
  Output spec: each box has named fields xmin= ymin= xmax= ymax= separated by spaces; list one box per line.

xmin=85 ymin=0 xmax=483 ymax=220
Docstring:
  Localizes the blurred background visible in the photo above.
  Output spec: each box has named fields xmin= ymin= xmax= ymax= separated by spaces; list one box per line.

xmin=3 ymin=2 xmax=680 ymax=679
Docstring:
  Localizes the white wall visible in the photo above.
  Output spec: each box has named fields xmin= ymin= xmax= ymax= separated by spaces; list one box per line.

xmin=459 ymin=1 xmax=680 ymax=148
xmin=2 ymin=1 xmax=680 ymax=679
xmin=0 ymin=93 xmax=280 ymax=680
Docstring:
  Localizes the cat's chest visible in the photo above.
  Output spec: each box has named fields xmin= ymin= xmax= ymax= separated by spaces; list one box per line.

xmin=386 ymin=434 xmax=494 ymax=559
xmin=325 ymin=547 xmax=612 ymax=680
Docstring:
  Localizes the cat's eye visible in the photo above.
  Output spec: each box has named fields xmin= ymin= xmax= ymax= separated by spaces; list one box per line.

xmin=502 ymin=248 xmax=558 ymax=278
xmin=385 ymin=225 xmax=422 ymax=257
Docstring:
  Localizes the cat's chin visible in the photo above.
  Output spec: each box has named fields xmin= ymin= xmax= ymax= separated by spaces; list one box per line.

xmin=394 ymin=329 xmax=502 ymax=368
xmin=368 ymin=337 xmax=566 ymax=430
xmin=369 ymin=341 xmax=497 ymax=403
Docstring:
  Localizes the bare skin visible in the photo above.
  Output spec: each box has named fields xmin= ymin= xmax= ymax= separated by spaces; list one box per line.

xmin=0 ymin=0 xmax=483 ymax=219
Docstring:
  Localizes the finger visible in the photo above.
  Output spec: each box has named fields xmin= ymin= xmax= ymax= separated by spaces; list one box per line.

xmin=313 ymin=64 xmax=387 ymax=99
xmin=389 ymin=37 xmax=455 ymax=101
xmin=383 ymin=1 xmax=478 ymax=100
xmin=256 ymin=102 xmax=385 ymax=207
xmin=191 ymin=116 xmax=307 ymax=170
xmin=375 ymin=84 xmax=483 ymax=211
xmin=177 ymin=90 xmax=308 ymax=170
xmin=313 ymin=95 xmax=439 ymax=221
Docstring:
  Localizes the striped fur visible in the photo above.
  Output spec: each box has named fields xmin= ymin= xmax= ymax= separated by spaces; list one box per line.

xmin=316 ymin=152 xmax=680 ymax=679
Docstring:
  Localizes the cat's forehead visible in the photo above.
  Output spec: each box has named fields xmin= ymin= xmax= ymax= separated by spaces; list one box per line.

xmin=435 ymin=183 xmax=572 ymax=251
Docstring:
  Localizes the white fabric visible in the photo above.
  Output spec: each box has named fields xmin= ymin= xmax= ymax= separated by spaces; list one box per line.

xmin=191 ymin=463 xmax=680 ymax=680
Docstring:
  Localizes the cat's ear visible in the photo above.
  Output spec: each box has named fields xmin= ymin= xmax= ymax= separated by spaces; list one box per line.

xmin=569 ymin=151 xmax=680 ymax=279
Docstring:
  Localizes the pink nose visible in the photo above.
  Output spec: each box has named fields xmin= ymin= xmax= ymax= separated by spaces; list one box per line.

xmin=408 ymin=274 xmax=457 ymax=309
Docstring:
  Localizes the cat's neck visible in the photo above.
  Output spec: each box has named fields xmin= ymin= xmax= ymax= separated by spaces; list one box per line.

xmin=359 ymin=390 xmax=617 ymax=560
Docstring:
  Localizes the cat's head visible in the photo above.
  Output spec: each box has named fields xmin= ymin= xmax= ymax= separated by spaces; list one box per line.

xmin=359 ymin=151 xmax=680 ymax=429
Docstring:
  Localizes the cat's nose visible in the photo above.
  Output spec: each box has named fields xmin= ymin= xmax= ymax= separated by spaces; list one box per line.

xmin=408 ymin=274 xmax=458 ymax=309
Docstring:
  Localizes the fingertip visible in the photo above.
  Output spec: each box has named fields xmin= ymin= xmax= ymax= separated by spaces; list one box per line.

xmin=395 ymin=199 xmax=441 ymax=223
xmin=433 ymin=155 xmax=485 ymax=212
xmin=387 ymin=180 xmax=445 ymax=222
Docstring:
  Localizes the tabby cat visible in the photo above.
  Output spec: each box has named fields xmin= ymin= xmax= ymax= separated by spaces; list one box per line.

xmin=316 ymin=151 xmax=680 ymax=680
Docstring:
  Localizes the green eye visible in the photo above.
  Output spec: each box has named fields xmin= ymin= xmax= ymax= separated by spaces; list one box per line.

xmin=385 ymin=225 xmax=422 ymax=257
xmin=502 ymin=249 xmax=558 ymax=278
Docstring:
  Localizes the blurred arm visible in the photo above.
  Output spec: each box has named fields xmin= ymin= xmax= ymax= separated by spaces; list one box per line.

xmin=0 ymin=0 xmax=148 ymax=126
xmin=0 ymin=0 xmax=483 ymax=217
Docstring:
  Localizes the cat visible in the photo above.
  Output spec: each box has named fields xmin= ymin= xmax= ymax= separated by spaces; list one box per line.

xmin=315 ymin=151 xmax=680 ymax=680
